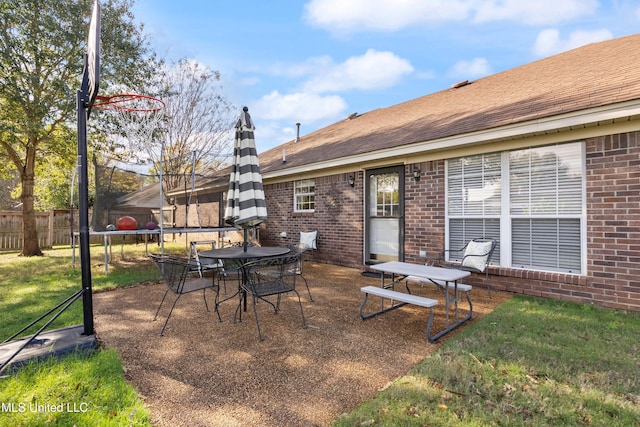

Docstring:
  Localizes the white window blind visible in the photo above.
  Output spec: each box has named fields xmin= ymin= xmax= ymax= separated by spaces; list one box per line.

xmin=510 ymin=144 xmax=582 ymax=215
xmin=447 ymin=153 xmax=501 ymax=263
xmin=509 ymin=143 xmax=583 ymax=273
xmin=448 ymin=218 xmax=500 ymax=263
xmin=446 ymin=142 xmax=584 ymax=273
xmin=511 ymin=219 xmax=581 ymax=272
xmin=447 ymin=153 xmax=502 ymax=216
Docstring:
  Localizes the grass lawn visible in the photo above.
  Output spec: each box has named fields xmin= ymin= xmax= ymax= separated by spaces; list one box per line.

xmin=1 ymin=244 xmax=639 ymax=426
xmin=0 ymin=243 xmax=183 ymax=426
xmin=334 ymin=296 xmax=640 ymax=426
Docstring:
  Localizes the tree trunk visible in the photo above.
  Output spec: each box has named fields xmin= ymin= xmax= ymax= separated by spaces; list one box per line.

xmin=21 ymin=152 xmax=43 ymax=256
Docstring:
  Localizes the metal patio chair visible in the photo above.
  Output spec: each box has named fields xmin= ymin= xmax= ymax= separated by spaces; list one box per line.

xmin=286 ymin=243 xmax=314 ymax=301
xmin=150 ymin=253 xmax=221 ymax=336
xmin=299 ymin=230 xmax=318 ymax=251
xmin=189 ymin=240 xmax=226 ymax=293
xmin=442 ymin=238 xmax=497 ymax=297
xmin=236 ymin=254 xmax=307 ymax=341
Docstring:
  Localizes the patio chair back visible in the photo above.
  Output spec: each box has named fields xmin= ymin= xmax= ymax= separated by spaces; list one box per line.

xmin=444 ymin=238 xmax=497 ymax=297
xmin=240 ymin=254 xmax=307 ymax=341
xmin=299 ymin=230 xmax=318 ymax=250
xmin=189 ymin=240 xmax=224 ymax=278
xmin=286 ymin=243 xmax=313 ymax=301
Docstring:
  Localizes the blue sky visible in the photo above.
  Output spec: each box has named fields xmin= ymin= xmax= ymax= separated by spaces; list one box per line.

xmin=131 ymin=0 xmax=640 ymax=153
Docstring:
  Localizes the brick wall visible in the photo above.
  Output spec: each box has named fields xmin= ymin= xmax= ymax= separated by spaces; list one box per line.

xmin=261 ymin=172 xmax=364 ymax=268
xmin=261 ymin=131 xmax=640 ymax=311
xmin=585 ymin=131 xmax=640 ymax=310
xmin=403 ymin=160 xmax=446 ymax=262
xmin=173 ymin=192 xmax=221 ymax=229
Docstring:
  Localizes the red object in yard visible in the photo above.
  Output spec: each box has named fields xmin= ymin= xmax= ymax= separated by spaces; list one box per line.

xmin=117 ymin=216 xmax=137 ymax=230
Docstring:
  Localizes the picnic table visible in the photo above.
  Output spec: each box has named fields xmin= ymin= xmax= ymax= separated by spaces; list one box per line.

xmin=362 ymin=261 xmax=472 ymax=342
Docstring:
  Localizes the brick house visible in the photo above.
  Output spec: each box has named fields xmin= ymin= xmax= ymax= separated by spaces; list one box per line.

xmin=182 ymin=34 xmax=640 ymax=311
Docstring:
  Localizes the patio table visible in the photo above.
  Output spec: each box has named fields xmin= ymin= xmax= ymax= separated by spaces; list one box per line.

xmin=199 ymin=246 xmax=290 ymax=319
xmin=369 ymin=261 xmax=472 ymax=342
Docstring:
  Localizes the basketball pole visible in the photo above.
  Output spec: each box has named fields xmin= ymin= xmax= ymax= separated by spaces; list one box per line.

xmin=76 ymin=0 xmax=100 ymax=337
xmin=77 ymin=55 xmax=94 ymax=337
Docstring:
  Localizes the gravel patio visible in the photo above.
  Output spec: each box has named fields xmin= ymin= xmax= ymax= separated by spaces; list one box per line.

xmin=93 ymin=261 xmax=511 ymax=426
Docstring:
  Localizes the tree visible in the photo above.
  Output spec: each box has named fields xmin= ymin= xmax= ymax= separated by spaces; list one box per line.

xmin=0 ymin=117 xmax=20 ymax=209
xmin=136 ymin=59 xmax=235 ymax=198
xmin=0 ymin=171 xmax=19 ymax=210
xmin=0 ymin=0 xmax=158 ymax=256
xmin=33 ymin=125 xmax=77 ymax=211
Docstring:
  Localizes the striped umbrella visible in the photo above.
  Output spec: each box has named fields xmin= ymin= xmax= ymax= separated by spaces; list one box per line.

xmin=224 ymin=107 xmax=267 ymax=251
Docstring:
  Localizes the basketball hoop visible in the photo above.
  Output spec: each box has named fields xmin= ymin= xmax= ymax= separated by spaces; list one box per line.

xmin=93 ymin=93 xmax=165 ymax=113
xmin=93 ymin=93 xmax=166 ymax=154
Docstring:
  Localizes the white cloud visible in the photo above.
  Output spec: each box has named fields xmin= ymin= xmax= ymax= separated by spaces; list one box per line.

xmin=251 ymin=90 xmax=347 ymax=123
xmin=250 ymin=121 xmax=292 ymax=151
xmin=246 ymin=50 xmax=412 ymax=150
xmin=250 ymin=92 xmax=349 ymax=150
xmin=636 ymin=6 xmax=640 ymax=21
xmin=472 ymin=0 xmax=598 ymax=26
xmin=448 ymin=57 xmax=491 ymax=78
xmin=533 ymin=28 xmax=614 ymax=57
xmin=269 ymin=56 xmax=335 ymax=78
xmin=303 ymin=49 xmax=414 ymax=93
xmin=304 ymin=0 xmax=469 ymax=32
xmin=304 ymin=0 xmax=598 ymax=33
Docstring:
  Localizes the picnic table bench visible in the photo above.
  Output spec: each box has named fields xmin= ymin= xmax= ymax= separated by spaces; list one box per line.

xmin=359 ymin=285 xmax=438 ymax=341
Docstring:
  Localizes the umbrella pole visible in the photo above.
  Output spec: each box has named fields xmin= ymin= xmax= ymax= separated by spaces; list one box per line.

xmin=244 ymin=228 xmax=248 ymax=252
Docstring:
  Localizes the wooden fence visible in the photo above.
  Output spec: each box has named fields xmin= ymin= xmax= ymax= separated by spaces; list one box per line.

xmin=0 ymin=209 xmax=237 ymax=251
xmin=0 ymin=210 xmax=80 ymax=251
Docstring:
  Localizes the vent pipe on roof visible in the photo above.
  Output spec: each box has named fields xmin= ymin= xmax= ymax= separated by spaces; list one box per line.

xmin=295 ymin=122 xmax=300 ymax=142
xmin=451 ymin=80 xmax=469 ymax=89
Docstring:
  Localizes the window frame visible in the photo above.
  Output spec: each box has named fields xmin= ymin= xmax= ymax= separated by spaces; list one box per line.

xmin=293 ymin=178 xmax=316 ymax=213
xmin=445 ymin=141 xmax=586 ymax=274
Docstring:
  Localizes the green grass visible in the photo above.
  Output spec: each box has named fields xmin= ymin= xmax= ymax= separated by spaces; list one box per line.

xmin=2 ymin=246 xmax=640 ymax=426
xmin=0 ymin=349 xmax=150 ymax=426
xmin=0 ymin=243 xmax=186 ymax=427
xmin=0 ymin=244 xmax=170 ymax=338
xmin=333 ymin=296 xmax=640 ymax=426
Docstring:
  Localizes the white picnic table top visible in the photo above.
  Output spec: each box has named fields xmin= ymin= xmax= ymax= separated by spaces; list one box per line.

xmin=370 ymin=261 xmax=470 ymax=282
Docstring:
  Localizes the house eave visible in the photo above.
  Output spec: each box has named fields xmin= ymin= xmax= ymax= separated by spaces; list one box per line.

xmin=262 ymin=100 xmax=640 ymax=180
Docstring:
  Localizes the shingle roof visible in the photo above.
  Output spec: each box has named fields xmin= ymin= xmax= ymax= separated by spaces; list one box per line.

xmin=258 ymin=33 xmax=640 ymax=174
xmin=114 ymin=182 xmax=162 ymax=208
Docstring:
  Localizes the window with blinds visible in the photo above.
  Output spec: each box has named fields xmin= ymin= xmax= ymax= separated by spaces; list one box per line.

xmin=447 ymin=153 xmax=502 ymax=263
xmin=446 ymin=142 xmax=584 ymax=273
xmin=509 ymin=144 xmax=583 ymax=273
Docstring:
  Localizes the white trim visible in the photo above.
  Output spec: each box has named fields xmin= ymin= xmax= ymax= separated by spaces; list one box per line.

xmin=580 ymin=142 xmax=588 ymax=275
xmin=263 ymin=101 xmax=640 ymax=180
xmin=500 ymin=151 xmax=511 ymax=267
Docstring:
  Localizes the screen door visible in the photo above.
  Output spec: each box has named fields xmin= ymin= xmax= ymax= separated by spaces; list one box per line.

xmin=365 ymin=166 xmax=404 ymax=263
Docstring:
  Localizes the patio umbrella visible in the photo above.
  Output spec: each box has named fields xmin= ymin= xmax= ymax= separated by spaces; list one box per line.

xmin=224 ymin=107 xmax=267 ymax=251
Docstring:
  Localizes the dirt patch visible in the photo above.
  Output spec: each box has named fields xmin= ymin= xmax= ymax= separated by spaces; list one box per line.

xmin=93 ymin=262 xmax=511 ymax=426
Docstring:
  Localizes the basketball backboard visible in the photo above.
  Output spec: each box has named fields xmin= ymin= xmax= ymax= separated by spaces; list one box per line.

xmin=85 ymin=0 xmax=100 ymax=114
